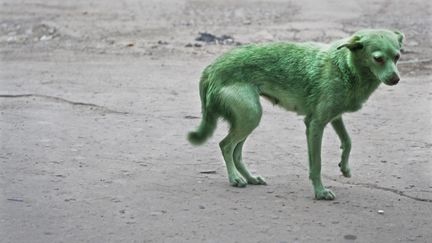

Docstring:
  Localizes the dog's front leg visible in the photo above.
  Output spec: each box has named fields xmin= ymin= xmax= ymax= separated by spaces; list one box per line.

xmin=305 ymin=117 xmax=336 ymax=200
xmin=331 ymin=117 xmax=352 ymax=177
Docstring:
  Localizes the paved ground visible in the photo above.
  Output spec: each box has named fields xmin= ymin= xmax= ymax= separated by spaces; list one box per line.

xmin=1 ymin=0 xmax=431 ymax=242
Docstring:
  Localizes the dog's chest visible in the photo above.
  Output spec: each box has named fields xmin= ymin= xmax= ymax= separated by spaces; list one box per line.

xmin=342 ymin=88 xmax=375 ymax=112
xmin=343 ymin=99 xmax=363 ymax=112
xmin=342 ymin=81 xmax=380 ymax=112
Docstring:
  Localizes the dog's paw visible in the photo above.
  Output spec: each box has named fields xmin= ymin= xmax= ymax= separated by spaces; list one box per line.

xmin=229 ymin=175 xmax=248 ymax=187
xmin=341 ymin=168 xmax=351 ymax=178
xmin=338 ymin=163 xmax=351 ymax=178
xmin=315 ymin=188 xmax=336 ymax=200
xmin=247 ymin=175 xmax=267 ymax=185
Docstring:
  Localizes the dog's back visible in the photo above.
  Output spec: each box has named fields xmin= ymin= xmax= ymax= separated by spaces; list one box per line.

xmin=203 ymin=42 xmax=332 ymax=116
xmin=203 ymin=42 xmax=327 ymax=89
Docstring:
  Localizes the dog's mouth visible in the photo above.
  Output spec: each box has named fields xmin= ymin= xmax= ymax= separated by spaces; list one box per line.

xmin=385 ymin=81 xmax=399 ymax=86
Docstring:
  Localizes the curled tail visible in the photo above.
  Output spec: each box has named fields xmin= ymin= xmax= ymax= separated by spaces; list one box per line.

xmin=187 ymin=73 xmax=217 ymax=145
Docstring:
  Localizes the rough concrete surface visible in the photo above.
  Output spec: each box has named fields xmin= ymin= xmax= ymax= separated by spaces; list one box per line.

xmin=1 ymin=0 xmax=431 ymax=242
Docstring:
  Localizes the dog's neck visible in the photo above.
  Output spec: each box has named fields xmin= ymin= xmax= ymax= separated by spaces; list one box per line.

xmin=332 ymin=49 xmax=382 ymax=105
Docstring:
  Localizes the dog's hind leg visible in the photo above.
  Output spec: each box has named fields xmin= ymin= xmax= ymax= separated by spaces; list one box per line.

xmin=233 ymin=140 xmax=266 ymax=185
xmin=220 ymin=134 xmax=248 ymax=187
xmin=218 ymin=84 xmax=262 ymax=187
xmin=331 ymin=117 xmax=352 ymax=177
xmin=305 ymin=116 xmax=335 ymax=200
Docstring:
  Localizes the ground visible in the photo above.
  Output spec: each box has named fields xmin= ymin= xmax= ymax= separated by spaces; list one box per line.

xmin=1 ymin=0 xmax=431 ymax=242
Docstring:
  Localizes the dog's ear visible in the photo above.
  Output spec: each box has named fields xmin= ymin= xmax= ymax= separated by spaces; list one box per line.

xmin=337 ymin=35 xmax=363 ymax=51
xmin=393 ymin=30 xmax=404 ymax=48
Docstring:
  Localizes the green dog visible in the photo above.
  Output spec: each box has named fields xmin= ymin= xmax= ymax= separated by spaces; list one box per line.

xmin=188 ymin=29 xmax=404 ymax=200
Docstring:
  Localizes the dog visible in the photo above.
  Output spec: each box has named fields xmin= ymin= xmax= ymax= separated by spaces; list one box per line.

xmin=188 ymin=29 xmax=404 ymax=200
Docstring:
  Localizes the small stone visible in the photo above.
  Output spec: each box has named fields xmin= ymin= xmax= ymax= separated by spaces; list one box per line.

xmin=377 ymin=210 xmax=384 ymax=214
xmin=344 ymin=234 xmax=357 ymax=240
xmin=40 ymin=35 xmax=53 ymax=41
xmin=200 ymin=170 xmax=216 ymax=174
xmin=7 ymin=198 xmax=24 ymax=202
xmin=150 ymin=211 xmax=162 ymax=216
xmin=243 ymin=20 xmax=251 ymax=25
xmin=7 ymin=36 xmax=17 ymax=42
xmin=199 ymin=205 xmax=205 ymax=209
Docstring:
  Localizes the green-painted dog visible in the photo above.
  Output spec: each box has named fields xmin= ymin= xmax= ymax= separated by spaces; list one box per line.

xmin=188 ymin=29 xmax=404 ymax=200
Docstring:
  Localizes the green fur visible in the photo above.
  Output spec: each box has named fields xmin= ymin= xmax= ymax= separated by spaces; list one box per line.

xmin=188 ymin=29 xmax=404 ymax=200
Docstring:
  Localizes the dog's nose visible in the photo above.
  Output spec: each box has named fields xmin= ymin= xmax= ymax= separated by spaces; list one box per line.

xmin=389 ymin=76 xmax=400 ymax=85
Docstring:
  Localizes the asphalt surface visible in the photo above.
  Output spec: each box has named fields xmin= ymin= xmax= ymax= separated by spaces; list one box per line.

xmin=1 ymin=0 xmax=431 ymax=242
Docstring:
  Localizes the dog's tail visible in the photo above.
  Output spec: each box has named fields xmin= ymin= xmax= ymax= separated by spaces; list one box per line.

xmin=187 ymin=73 xmax=217 ymax=145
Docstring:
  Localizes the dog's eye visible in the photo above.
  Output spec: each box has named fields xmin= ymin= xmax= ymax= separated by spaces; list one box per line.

xmin=374 ymin=56 xmax=385 ymax=64
xmin=394 ymin=54 xmax=400 ymax=62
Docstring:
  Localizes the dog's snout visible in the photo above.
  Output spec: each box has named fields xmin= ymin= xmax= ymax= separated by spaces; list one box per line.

xmin=390 ymin=75 xmax=400 ymax=85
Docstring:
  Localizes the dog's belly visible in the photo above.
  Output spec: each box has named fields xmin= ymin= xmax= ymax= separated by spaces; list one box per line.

xmin=259 ymin=84 xmax=307 ymax=115
xmin=277 ymin=95 xmax=306 ymax=115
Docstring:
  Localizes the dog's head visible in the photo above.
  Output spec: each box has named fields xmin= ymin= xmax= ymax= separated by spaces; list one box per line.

xmin=337 ymin=29 xmax=404 ymax=86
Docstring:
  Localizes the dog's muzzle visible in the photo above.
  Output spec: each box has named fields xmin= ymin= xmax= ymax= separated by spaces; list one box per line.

xmin=385 ymin=75 xmax=400 ymax=86
xmin=389 ymin=76 xmax=400 ymax=85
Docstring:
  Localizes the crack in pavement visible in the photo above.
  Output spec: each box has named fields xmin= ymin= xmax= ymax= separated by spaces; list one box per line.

xmin=0 ymin=93 xmax=128 ymax=115
xmin=324 ymin=176 xmax=432 ymax=203
xmin=2 ymin=94 xmax=430 ymax=203
xmin=271 ymin=144 xmax=432 ymax=203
